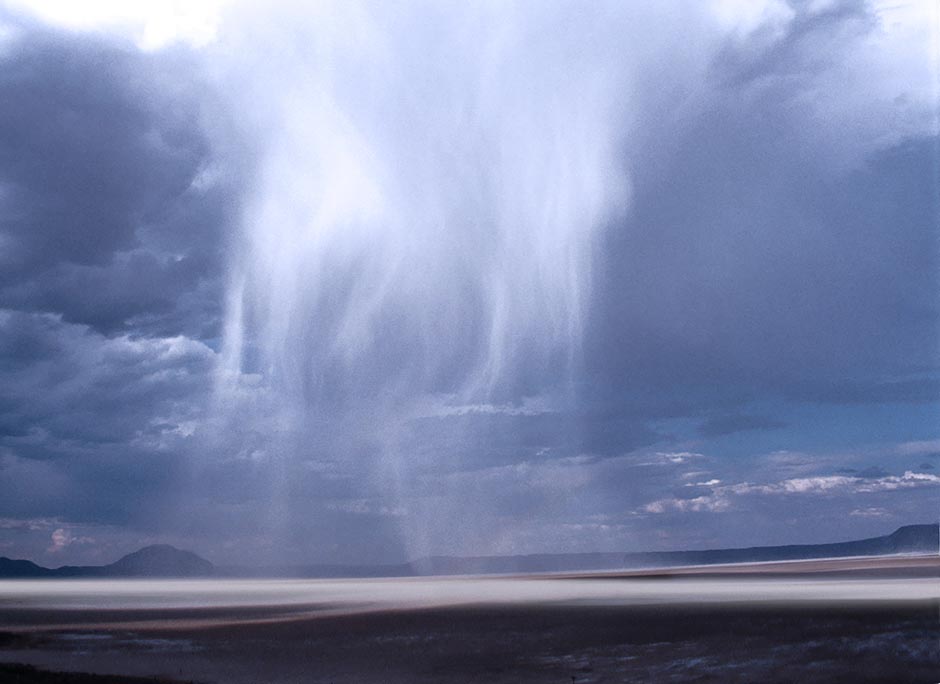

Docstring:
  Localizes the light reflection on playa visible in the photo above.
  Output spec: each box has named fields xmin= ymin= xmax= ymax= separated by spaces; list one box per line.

xmin=0 ymin=571 xmax=936 ymax=684
xmin=0 ymin=575 xmax=937 ymax=618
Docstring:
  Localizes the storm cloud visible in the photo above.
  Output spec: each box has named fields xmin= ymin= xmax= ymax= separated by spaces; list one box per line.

xmin=0 ymin=1 xmax=936 ymax=565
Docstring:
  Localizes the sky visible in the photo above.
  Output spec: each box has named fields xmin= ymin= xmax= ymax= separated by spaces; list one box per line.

xmin=0 ymin=0 xmax=937 ymax=567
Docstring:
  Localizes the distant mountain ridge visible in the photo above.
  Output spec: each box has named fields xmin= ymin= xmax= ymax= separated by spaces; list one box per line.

xmin=224 ymin=523 xmax=939 ymax=578
xmin=406 ymin=523 xmax=940 ymax=576
xmin=0 ymin=524 xmax=936 ymax=579
xmin=0 ymin=544 xmax=215 ymax=579
xmin=99 ymin=544 xmax=214 ymax=577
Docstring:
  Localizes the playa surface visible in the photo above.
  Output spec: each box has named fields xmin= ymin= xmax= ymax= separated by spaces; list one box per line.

xmin=0 ymin=555 xmax=937 ymax=683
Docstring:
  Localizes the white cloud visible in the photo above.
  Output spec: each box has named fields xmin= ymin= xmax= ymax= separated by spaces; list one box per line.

xmin=47 ymin=527 xmax=69 ymax=552
xmin=46 ymin=527 xmax=94 ymax=553
xmin=644 ymin=495 xmax=730 ymax=514
xmin=894 ymin=439 xmax=940 ymax=456
xmin=709 ymin=0 xmax=794 ymax=38
xmin=426 ymin=403 xmax=550 ymax=418
xmin=653 ymin=451 xmax=703 ymax=465
xmin=325 ymin=498 xmax=404 ymax=517
xmin=414 ymin=393 xmax=560 ymax=419
xmin=642 ymin=469 xmax=940 ymax=516
xmin=850 ymin=507 xmax=891 ymax=518
xmin=0 ymin=517 xmax=58 ymax=531
xmin=7 ymin=0 xmax=228 ymax=50
xmin=738 ymin=470 xmax=940 ymax=496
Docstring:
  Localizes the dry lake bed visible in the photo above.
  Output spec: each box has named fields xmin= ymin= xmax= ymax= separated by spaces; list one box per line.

xmin=0 ymin=556 xmax=937 ymax=683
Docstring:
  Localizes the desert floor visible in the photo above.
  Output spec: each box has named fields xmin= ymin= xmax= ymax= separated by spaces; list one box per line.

xmin=1 ymin=555 xmax=937 ymax=683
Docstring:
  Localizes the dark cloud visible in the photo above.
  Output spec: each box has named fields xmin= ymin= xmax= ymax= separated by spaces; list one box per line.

xmin=790 ymin=377 xmax=940 ymax=405
xmin=0 ymin=16 xmax=243 ymax=340
xmin=0 ymin=2 xmax=935 ymax=564
xmin=0 ymin=310 xmax=213 ymax=529
xmin=587 ymin=128 xmax=938 ymax=410
xmin=855 ymin=467 xmax=890 ymax=479
xmin=838 ymin=466 xmax=891 ymax=479
xmin=713 ymin=0 xmax=872 ymax=88
xmin=0 ymin=310 xmax=213 ymax=449
xmin=586 ymin=0 xmax=937 ymax=415
xmin=0 ymin=34 xmax=194 ymax=268
xmin=403 ymin=410 xmax=661 ymax=468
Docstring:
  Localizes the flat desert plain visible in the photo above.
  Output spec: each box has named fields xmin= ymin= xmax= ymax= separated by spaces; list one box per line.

xmin=0 ymin=555 xmax=937 ymax=683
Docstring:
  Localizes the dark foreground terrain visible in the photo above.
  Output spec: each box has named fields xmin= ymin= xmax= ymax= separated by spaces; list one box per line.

xmin=0 ymin=558 xmax=937 ymax=684
xmin=0 ymin=663 xmax=185 ymax=684
xmin=1 ymin=602 xmax=938 ymax=683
